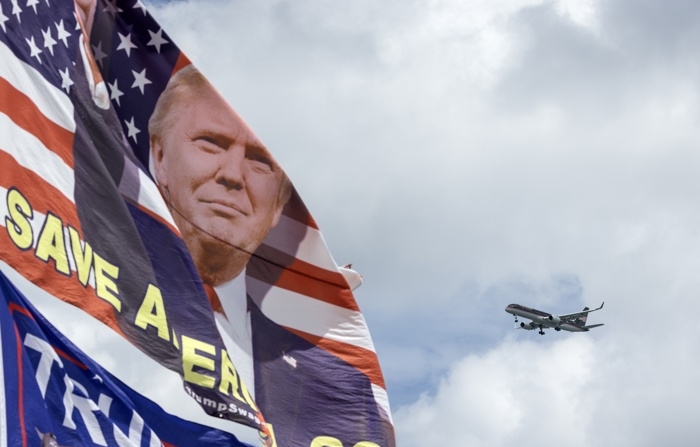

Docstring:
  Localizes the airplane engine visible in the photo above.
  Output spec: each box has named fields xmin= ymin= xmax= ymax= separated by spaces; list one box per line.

xmin=520 ymin=322 xmax=535 ymax=330
xmin=546 ymin=315 xmax=561 ymax=325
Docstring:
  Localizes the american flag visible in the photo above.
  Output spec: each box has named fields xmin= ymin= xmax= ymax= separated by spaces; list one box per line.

xmin=1 ymin=0 xmax=395 ymax=445
xmin=0 ymin=0 xmax=267 ymax=434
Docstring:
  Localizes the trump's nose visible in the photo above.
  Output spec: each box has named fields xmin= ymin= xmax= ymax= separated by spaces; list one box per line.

xmin=214 ymin=144 xmax=246 ymax=189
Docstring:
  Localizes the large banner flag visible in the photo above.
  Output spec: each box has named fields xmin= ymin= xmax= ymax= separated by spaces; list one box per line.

xmin=0 ymin=269 xmax=254 ymax=447
xmin=0 ymin=0 xmax=395 ymax=445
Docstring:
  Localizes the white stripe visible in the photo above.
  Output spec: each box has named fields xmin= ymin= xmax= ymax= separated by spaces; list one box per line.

xmin=0 ymin=114 xmax=75 ymax=203
xmin=247 ymin=277 xmax=376 ymax=352
xmin=136 ymin=167 xmax=178 ymax=230
xmin=0 ymin=41 xmax=75 ymax=132
xmin=264 ymin=215 xmax=339 ymax=271
xmin=372 ymin=384 xmax=393 ymax=424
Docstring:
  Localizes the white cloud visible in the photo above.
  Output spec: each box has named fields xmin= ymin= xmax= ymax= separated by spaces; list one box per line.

xmin=395 ymin=337 xmax=597 ymax=446
xmin=396 ymin=327 xmax=700 ymax=446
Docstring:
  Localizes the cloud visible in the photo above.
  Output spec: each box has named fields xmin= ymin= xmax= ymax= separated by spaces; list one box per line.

xmin=396 ymin=329 xmax=700 ymax=447
xmin=395 ymin=337 xmax=597 ymax=446
xmin=134 ymin=0 xmax=700 ymax=444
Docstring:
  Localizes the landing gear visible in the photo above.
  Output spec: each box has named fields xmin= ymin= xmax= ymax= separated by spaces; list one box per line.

xmin=555 ymin=327 xmax=561 ymax=332
xmin=514 ymin=316 xmax=519 ymax=323
xmin=538 ymin=325 xmax=545 ymax=335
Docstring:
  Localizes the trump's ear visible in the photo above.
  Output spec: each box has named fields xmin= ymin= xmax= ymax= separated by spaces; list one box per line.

xmin=271 ymin=203 xmax=284 ymax=229
xmin=150 ymin=138 xmax=168 ymax=189
xmin=271 ymin=175 xmax=292 ymax=228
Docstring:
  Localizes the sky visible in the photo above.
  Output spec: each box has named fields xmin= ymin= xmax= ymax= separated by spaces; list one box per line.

xmin=142 ymin=0 xmax=700 ymax=445
xmin=25 ymin=0 xmax=700 ymax=445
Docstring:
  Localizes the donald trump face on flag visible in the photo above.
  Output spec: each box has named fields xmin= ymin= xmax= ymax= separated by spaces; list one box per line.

xmin=149 ymin=66 xmax=292 ymax=287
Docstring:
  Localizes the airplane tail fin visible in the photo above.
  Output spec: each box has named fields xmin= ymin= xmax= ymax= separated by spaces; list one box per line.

xmin=574 ymin=307 xmax=590 ymax=326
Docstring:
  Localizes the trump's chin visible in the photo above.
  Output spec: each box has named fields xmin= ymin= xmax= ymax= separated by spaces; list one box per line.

xmin=188 ymin=231 xmax=251 ymax=287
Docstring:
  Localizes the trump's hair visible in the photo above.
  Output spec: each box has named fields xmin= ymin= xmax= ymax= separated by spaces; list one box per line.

xmin=148 ymin=65 xmax=293 ymax=208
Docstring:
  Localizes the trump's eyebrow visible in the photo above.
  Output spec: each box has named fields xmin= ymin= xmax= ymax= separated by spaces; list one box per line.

xmin=245 ymin=142 xmax=279 ymax=170
xmin=192 ymin=127 xmax=278 ymax=168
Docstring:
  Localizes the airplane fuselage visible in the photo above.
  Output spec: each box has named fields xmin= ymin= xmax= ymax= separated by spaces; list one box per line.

xmin=505 ymin=304 xmax=590 ymax=332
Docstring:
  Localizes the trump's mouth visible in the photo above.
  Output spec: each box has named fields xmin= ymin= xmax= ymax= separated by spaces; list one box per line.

xmin=203 ymin=199 xmax=249 ymax=217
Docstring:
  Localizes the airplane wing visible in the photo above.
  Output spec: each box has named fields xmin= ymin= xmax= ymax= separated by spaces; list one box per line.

xmin=584 ymin=324 xmax=604 ymax=329
xmin=557 ymin=302 xmax=605 ymax=322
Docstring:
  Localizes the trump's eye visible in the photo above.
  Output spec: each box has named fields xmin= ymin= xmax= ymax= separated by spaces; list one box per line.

xmin=246 ymin=147 xmax=274 ymax=173
xmin=194 ymin=135 xmax=225 ymax=153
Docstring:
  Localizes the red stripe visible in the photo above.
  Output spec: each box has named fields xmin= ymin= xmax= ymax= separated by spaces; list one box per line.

xmin=0 ymin=77 xmax=75 ymax=168
xmin=55 ymin=346 xmax=88 ymax=370
xmin=275 ymin=258 xmax=360 ymax=311
xmin=250 ymin=243 xmax=359 ymax=311
xmin=13 ymin=323 xmax=27 ymax=447
xmin=284 ymin=326 xmax=386 ymax=389
xmin=0 ymin=152 xmax=80 ymax=228
xmin=172 ymin=52 xmax=191 ymax=76
xmin=8 ymin=302 xmax=33 ymax=319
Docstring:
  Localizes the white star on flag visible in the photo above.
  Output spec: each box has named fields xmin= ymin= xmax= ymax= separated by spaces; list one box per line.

xmin=27 ymin=0 xmax=39 ymax=14
xmin=131 ymin=68 xmax=151 ymax=94
xmin=124 ymin=117 xmax=140 ymax=143
xmin=92 ymin=41 xmax=108 ymax=67
xmin=11 ymin=0 xmax=21 ymax=23
xmin=117 ymin=32 xmax=137 ymax=57
xmin=0 ymin=6 xmax=9 ymax=32
xmin=108 ymin=79 xmax=124 ymax=106
xmin=146 ymin=28 xmax=168 ymax=54
xmin=42 ymin=27 xmax=57 ymax=56
xmin=133 ymin=0 xmax=147 ymax=16
xmin=55 ymin=19 xmax=70 ymax=46
xmin=103 ymin=0 xmax=122 ymax=18
xmin=26 ymin=36 xmax=42 ymax=63
xmin=59 ymin=67 xmax=73 ymax=93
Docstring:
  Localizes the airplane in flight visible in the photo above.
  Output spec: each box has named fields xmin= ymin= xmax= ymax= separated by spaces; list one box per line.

xmin=505 ymin=302 xmax=605 ymax=335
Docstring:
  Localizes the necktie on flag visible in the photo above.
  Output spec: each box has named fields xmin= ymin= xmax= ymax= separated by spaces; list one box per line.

xmin=0 ymin=0 xmax=395 ymax=445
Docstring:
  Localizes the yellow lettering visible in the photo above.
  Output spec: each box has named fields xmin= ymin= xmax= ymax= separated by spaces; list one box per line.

xmin=35 ymin=213 xmax=70 ymax=275
xmin=93 ymin=252 xmax=121 ymax=311
xmin=5 ymin=188 xmax=34 ymax=250
xmin=135 ymin=284 xmax=170 ymax=341
xmin=354 ymin=443 xmax=380 ymax=447
xmin=68 ymin=226 xmax=93 ymax=286
xmin=310 ymin=437 xmax=343 ymax=447
xmin=219 ymin=349 xmax=245 ymax=403
xmin=182 ymin=335 xmax=215 ymax=388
